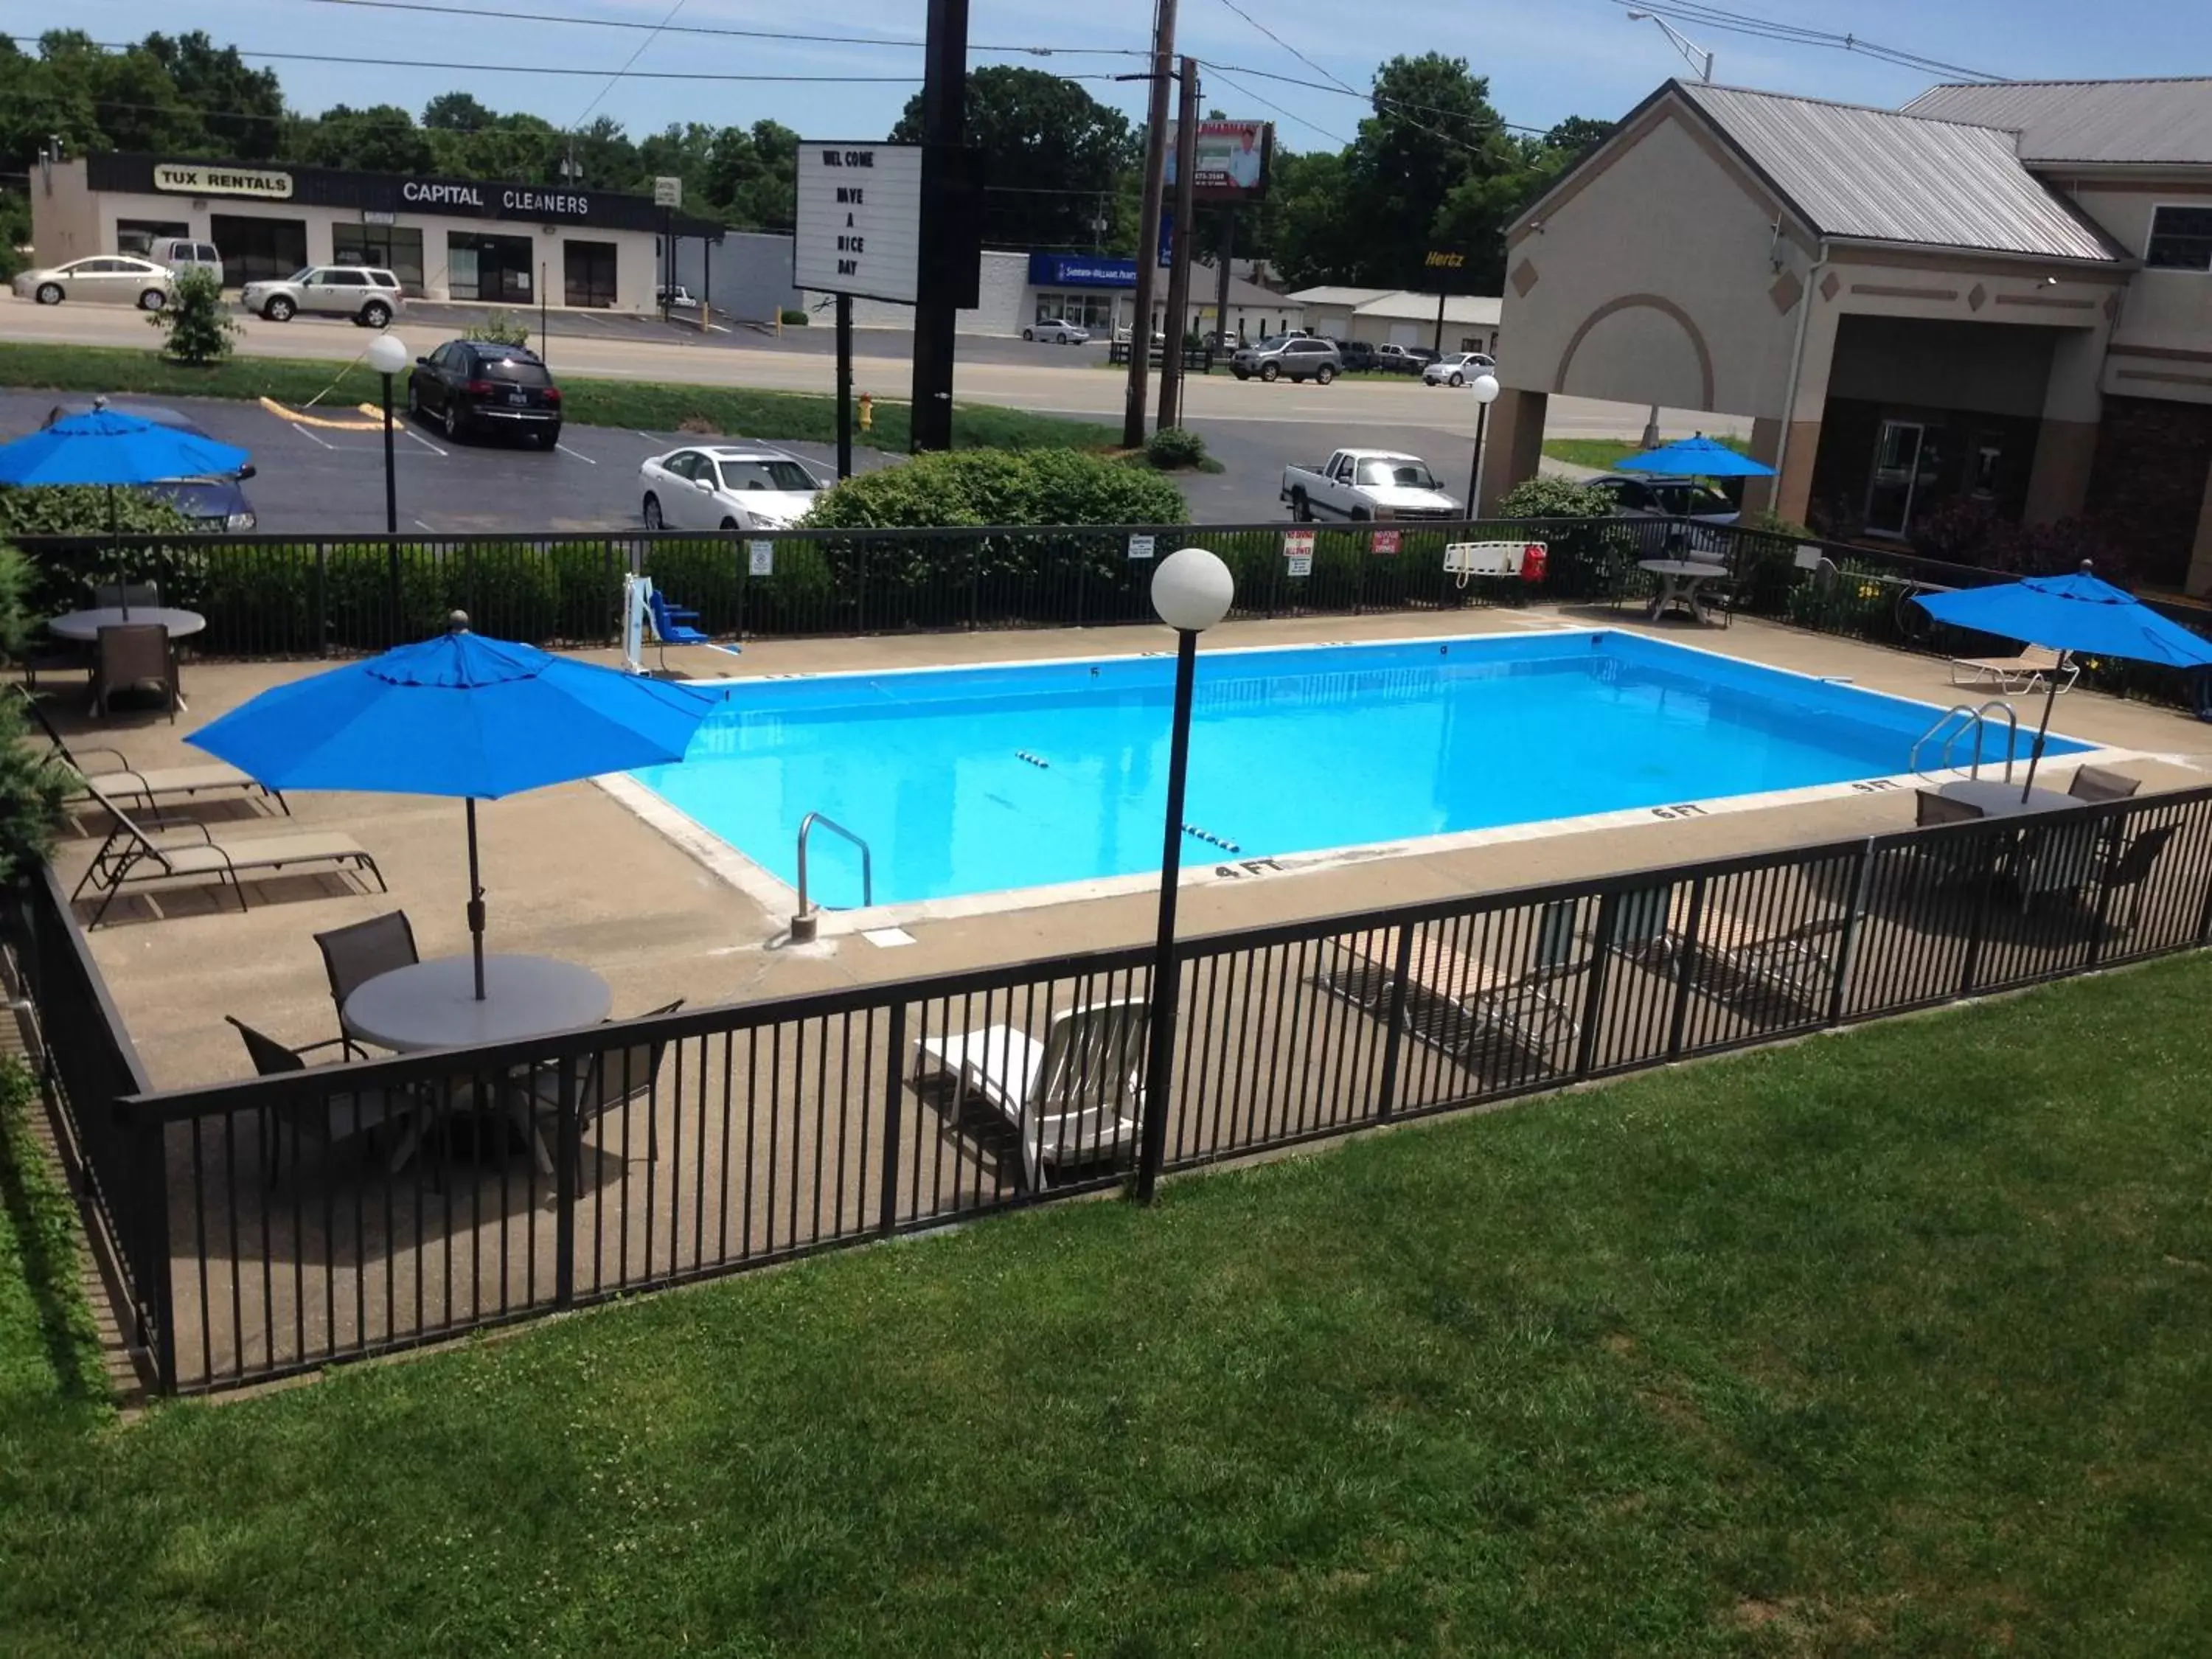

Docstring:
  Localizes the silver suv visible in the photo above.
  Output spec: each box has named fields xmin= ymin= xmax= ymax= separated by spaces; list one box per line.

xmin=239 ymin=265 xmax=403 ymax=327
xmin=1231 ymin=334 xmax=1342 ymax=385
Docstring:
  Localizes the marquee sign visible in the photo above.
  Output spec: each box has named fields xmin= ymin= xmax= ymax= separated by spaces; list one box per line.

xmin=793 ymin=142 xmax=924 ymax=305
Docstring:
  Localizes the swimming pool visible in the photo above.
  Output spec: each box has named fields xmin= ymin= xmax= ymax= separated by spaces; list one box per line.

xmin=629 ymin=630 xmax=2086 ymax=908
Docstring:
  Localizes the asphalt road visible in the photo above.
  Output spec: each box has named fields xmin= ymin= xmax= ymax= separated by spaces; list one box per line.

xmin=0 ymin=386 xmax=1487 ymax=530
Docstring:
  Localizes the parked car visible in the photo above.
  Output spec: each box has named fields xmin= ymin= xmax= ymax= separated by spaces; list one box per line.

xmin=41 ymin=399 xmax=257 ymax=529
xmin=1281 ymin=448 xmax=1461 ymax=522
xmin=1332 ymin=339 xmax=1379 ymax=372
xmin=639 ymin=445 xmax=824 ymax=532
xmin=1584 ymin=472 xmax=1740 ymax=527
xmin=1422 ymin=351 xmax=1497 ymax=387
xmin=12 ymin=254 xmax=175 ymax=310
xmin=1231 ymin=335 xmax=1342 ymax=384
xmin=1023 ymin=319 xmax=1091 ymax=344
xmin=239 ymin=265 xmax=402 ymax=326
xmin=1371 ymin=343 xmax=1435 ymax=375
xmin=146 ymin=238 xmax=224 ymax=282
xmin=406 ymin=339 xmax=563 ymax=447
xmin=658 ymin=283 xmax=698 ymax=308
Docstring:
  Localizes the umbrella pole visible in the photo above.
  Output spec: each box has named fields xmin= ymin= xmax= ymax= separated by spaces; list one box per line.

xmin=2021 ymin=653 xmax=2065 ymax=803
xmin=107 ymin=485 xmax=126 ymax=619
xmin=465 ymin=797 xmax=487 ymax=1001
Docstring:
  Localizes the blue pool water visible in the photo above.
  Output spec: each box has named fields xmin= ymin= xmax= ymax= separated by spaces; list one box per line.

xmin=631 ymin=631 xmax=2085 ymax=906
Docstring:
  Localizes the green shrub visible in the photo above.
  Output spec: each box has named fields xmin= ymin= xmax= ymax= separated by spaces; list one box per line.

xmin=149 ymin=268 xmax=237 ymax=366
xmin=780 ymin=308 xmax=809 ymax=326
xmin=463 ymin=313 xmax=531 ymax=347
xmin=1497 ymin=475 xmax=1634 ymax=601
xmin=1144 ymin=427 xmax=1208 ymax=470
xmin=804 ymin=449 xmax=1184 ymax=531
xmin=0 ymin=492 xmax=199 ymax=619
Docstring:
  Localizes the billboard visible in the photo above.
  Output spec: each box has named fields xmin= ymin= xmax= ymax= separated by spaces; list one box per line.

xmin=793 ymin=142 xmax=924 ymax=305
xmin=1165 ymin=119 xmax=1273 ymax=201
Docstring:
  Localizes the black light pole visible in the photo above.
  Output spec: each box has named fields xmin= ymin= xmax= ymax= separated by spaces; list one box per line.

xmin=1466 ymin=369 xmax=1500 ymax=517
xmin=1136 ymin=546 xmax=1234 ymax=1203
xmin=366 ymin=333 xmax=409 ymax=629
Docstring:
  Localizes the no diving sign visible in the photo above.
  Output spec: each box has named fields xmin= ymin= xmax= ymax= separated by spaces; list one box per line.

xmin=1283 ymin=526 xmax=1315 ymax=577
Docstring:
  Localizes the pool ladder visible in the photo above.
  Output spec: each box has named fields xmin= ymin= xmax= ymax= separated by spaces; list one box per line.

xmin=789 ymin=811 xmax=874 ymax=944
xmin=1910 ymin=701 xmax=2019 ymax=783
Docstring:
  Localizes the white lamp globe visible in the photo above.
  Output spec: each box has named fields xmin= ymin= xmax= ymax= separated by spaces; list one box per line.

xmin=1470 ymin=371 xmax=1500 ymax=406
xmin=1151 ymin=545 xmax=1235 ymax=633
xmin=364 ymin=333 xmax=410 ymax=377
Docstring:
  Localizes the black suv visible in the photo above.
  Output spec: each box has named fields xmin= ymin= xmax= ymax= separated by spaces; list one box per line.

xmin=406 ymin=341 xmax=563 ymax=448
xmin=1332 ymin=338 xmax=1378 ymax=372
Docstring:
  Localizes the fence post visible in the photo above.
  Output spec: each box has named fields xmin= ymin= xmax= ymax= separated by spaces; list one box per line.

xmin=1664 ymin=877 xmax=1707 ymax=1060
xmin=313 ymin=540 xmax=329 ymax=658
xmin=1374 ymin=923 xmax=1415 ymax=1121
xmin=878 ymin=1001 xmax=906 ymax=1237
xmin=138 ymin=1111 xmax=176 ymax=1394
xmin=1574 ymin=892 xmax=1619 ymax=1079
xmin=1960 ymin=834 xmax=2000 ymax=996
xmin=553 ymin=1055 xmax=578 ymax=1310
xmin=1829 ymin=838 xmax=1877 ymax=1026
xmin=967 ymin=535 xmax=981 ymax=632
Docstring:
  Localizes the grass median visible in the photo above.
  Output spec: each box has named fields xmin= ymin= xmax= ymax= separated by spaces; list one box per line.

xmin=4 ymin=956 xmax=2211 ymax=1654
xmin=1543 ymin=432 xmax=1756 ymax=471
xmin=0 ymin=341 xmax=1119 ymax=453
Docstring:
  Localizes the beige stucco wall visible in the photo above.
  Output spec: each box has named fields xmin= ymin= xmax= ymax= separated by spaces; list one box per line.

xmin=1500 ymin=102 xmax=1807 ymax=420
xmin=2052 ymin=176 xmax=2212 ymax=409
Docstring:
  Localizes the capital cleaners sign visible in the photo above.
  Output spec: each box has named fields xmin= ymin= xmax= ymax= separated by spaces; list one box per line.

xmin=793 ymin=142 xmax=924 ymax=305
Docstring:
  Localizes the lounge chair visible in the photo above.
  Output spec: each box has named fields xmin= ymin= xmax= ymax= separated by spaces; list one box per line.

xmin=15 ymin=686 xmax=286 ymax=821
xmin=2067 ymin=764 xmax=2140 ymax=804
xmin=93 ymin=624 xmax=178 ymax=722
xmin=1950 ymin=643 xmax=2078 ymax=696
xmin=315 ymin=911 xmax=420 ymax=1058
xmin=225 ymin=1016 xmax=422 ymax=1183
xmin=645 ymin=589 xmax=712 ymax=669
xmin=914 ymin=998 xmax=1150 ymax=1192
xmin=71 ymin=779 xmax=385 ymax=927
xmin=1608 ymin=883 xmax=1846 ymax=1018
xmin=1317 ymin=899 xmax=1587 ymax=1074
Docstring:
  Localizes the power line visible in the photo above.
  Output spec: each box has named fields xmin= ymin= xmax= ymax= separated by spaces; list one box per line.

xmin=1598 ymin=0 xmax=2007 ymax=83
xmin=1208 ymin=0 xmax=1363 ymax=99
xmin=1201 ymin=66 xmax=1350 ymax=148
xmin=12 ymin=41 xmax=948 ymax=82
xmin=570 ymin=0 xmax=690 ymax=130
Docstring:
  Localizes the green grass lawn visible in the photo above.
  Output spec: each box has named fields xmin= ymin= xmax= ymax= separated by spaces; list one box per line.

xmin=0 ymin=341 xmax=1117 ymax=453
xmin=1544 ymin=432 xmax=1755 ymax=471
xmin=6 ymin=958 xmax=2212 ymax=1655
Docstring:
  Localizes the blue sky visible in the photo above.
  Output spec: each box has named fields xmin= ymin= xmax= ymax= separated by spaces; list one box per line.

xmin=49 ymin=0 xmax=2212 ymax=148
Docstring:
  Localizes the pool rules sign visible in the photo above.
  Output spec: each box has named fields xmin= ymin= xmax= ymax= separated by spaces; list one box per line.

xmin=793 ymin=142 xmax=924 ymax=305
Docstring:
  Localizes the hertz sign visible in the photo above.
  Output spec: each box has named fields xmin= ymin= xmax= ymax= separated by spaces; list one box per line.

xmin=1419 ymin=246 xmax=1474 ymax=292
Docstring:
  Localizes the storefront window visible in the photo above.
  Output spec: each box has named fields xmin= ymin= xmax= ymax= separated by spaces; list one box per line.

xmin=1035 ymin=291 xmax=1117 ymax=329
xmin=115 ymin=218 xmax=189 ymax=256
xmin=563 ymin=240 xmax=617 ymax=307
xmin=333 ymin=223 xmax=425 ymax=294
xmin=209 ymin=214 xmax=307 ymax=286
xmin=446 ymin=232 xmax=537 ymax=302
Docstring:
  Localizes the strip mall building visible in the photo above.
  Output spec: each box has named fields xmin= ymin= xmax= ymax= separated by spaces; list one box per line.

xmin=30 ymin=153 xmax=723 ymax=312
xmin=1483 ymin=77 xmax=2212 ymax=596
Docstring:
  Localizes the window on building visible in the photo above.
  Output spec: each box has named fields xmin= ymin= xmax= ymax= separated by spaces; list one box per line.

xmin=446 ymin=232 xmax=537 ymax=302
xmin=1035 ymin=291 xmax=1116 ymax=330
xmin=563 ymin=240 xmax=617 ymax=307
xmin=333 ymin=224 xmax=425 ymax=293
xmin=209 ymin=214 xmax=307 ymax=286
xmin=2145 ymin=205 xmax=2212 ymax=271
xmin=115 ymin=218 xmax=189 ymax=257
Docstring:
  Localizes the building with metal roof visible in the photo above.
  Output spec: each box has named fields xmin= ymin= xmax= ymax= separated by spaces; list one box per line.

xmin=1484 ymin=77 xmax=2212 ymax=596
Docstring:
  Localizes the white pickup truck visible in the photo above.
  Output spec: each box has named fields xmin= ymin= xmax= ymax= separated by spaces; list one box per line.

xmin=1280 ymin=448 xmax=1463 ymax=522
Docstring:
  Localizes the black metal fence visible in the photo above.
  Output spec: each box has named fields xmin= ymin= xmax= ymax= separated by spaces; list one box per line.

xmin=15 ymin=784 xmax=2209 ymax=1395
xmin=21 ymin=517 xmax=2212 ymax=711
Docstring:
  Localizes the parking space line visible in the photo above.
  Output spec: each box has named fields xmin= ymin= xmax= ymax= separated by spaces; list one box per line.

xmin=287 ymin=422 xmax=338 ymax=451
xmin=557 ymin=442 xmax=597 ymax=464
xmin=632 ymin=430 xmax=663 ymax=442
xmin=413 ymin=518 xmax=435 ymax=532
xmin=403 ymin=429 xmax=448 ymax=457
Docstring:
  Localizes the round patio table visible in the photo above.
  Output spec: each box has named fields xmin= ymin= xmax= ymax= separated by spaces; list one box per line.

xmin=1637 ymin=560 xmax=1728 ymax=624
xmin=1935 ymin=779 xmax=2079 ymax=819
xmin=344 ymin=954 xmax=613 ymax=1053
xmin=46 ymin=607 xmax=208 ymax=642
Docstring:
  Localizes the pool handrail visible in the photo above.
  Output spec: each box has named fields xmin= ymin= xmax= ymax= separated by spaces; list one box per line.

xmin=791 ymin=811 xmax=874 ymax=942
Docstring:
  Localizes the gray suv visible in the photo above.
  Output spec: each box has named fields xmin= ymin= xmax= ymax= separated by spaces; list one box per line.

xmin=1231 ymin=335 xmax=1342 ymax=384
xmin=239 ymin=265 xmax=403 ymax=327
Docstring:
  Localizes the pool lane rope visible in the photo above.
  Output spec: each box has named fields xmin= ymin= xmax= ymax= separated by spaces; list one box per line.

xmin=1182 ymin=822 xmax=1241 ymax=854
xmin=1015 ymin=750 xmax=1050 ymax=769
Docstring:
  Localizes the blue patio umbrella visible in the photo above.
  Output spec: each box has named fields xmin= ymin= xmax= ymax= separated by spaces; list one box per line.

xmin=1915 ymin=563 xmax=2212 ymax=800
xmin=189 ymin=618 xmax=728 ymax=998
xmin=0 ymin=404 xmax=254 ymax=616
xmin=1616 ymin=435 xmax=1775 ymax=478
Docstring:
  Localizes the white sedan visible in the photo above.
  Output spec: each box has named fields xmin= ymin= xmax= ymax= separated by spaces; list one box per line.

xmin=1422 ymin=352 xmax=1496 ymax=386
xmin=639 ymin=445 xmax=825 ymax=532
xmin=1022 ymin=319 xmax=1091 ymax=344
xmin=13 ymin=254 xmax=176 ymax=310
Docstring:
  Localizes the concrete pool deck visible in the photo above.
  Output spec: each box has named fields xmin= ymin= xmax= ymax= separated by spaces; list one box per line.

xmin=43 ymin=606 xmax=2212 ymax=1093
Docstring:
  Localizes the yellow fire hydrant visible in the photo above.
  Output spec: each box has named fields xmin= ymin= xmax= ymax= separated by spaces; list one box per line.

xmin=858 ymin=392 xmax=874 ymax=432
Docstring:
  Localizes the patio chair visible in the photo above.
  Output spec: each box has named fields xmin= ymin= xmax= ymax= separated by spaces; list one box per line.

xmin=511 ymin=999 xmax=686 ymax=1172
xmin=21 ymin=637 xmax=90 ymax=695
xmin=1607 ymin=882 xmax=1846 ymax=1019
xmin=1950 ymin=643 xmax=2077 ymax=696
xmin=224 ymin=1015 xmax=422 ymax=1183
xmin=2096 ymin=823 xmax=2177 ymax=935
xmin=15 ymin=686 xmax=285 ymax=822
xmin=2067 ymin=764 xmax=2140 ymax=804
xmin=93 ymin=625 xmax=178 ymax=722
xmin=644 ymin=588 xmax=712 ymax=669
xmin=914 ymin=998 xmax=1150 ymax=1192
xmin=92 ymin=581 xmax=161 ymax=610
xmin=314 ymin=911 xmax=419 ymax=1058
xmin=71 ymin=778 xmax=386 ymax=928
xmin=1317 ymin=900 xmax=1587 ymax=1074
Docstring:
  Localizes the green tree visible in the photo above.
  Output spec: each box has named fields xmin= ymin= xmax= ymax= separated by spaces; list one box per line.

xmin=890 ymin=67 xmax=1135 ymax=248
xmin=142 ymin=32 xmax=285 ymax=159
xmin=1543 ymin=115 xmax=1616 ymax=162
xmin=150 ymin=266 xmax=237 ymax=364
xmin=422 ymin=89 xmax=495 ymax=132
xmin=1270 ymin=149 xmax=1364 ymax=285
xmin=296 ymin=103 xmax=436 ymax=175
xmin=1344 ymin=54 xmax=1512 ymax=289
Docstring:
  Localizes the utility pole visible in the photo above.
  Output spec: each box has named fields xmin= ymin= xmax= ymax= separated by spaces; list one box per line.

xmin=1213 ymin=206 xmax=1235 ymax=350
xmin=1155 ymin=58 xmax=1200 ymax=433
xmin=910 ymin=0 xmax=972 ymax=453
xmin=1122 ymin=0 xmax=1177 ymax=450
